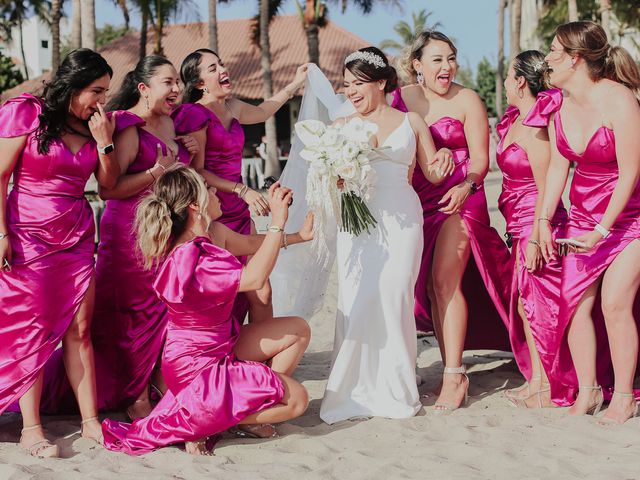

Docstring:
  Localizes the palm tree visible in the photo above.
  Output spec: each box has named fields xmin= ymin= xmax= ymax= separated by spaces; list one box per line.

xmin=599 ymin=0 xmax=612 ymax=39
xmin=51 ymin=0 xmax=61 ymax=69
xmin=496 ymin=0 xmax=507 ymax=117
xmin=208 ymin=0 xmax=217 ymax=52
xmin=379 ymin=9 xmax=442 ymax=54
xmin=81 ymin=0 xmax=96 ymax=50
xmin=509 ymin=0 xmax=522 ymax=59
xmin=567 ymin=0 xmax=578 ymax=21
xmin=71 ymin=0 xmax=81 ymax=48
xmin=259 ymin=0 xmax=279 ymax=176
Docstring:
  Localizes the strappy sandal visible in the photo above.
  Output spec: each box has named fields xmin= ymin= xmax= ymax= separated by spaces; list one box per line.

xmin=433 ymin=365 xmax=469 ymax=415
xmin=230 ymin=424 xmax=278 ymax=439
xmin=598 ymin=391 xmax=639 ymax=425
xmin=185 ymin=437 xmax=213 ymax=456
xmin=20 ymin=425 xmax=59 ymax=458
xmin=505 ymin=375 xmax=541 ymax=401
xmin=571 ymin=384 xmax=604 ymax=416
xmin=509 ymin=385 xmax=551 ymax=409
xmin=80 ymin=416 xmax=104 ymax=446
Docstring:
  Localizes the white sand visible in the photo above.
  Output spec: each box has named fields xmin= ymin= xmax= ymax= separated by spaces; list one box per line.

xmin=1 ymin=171 xmax=638 ymax=480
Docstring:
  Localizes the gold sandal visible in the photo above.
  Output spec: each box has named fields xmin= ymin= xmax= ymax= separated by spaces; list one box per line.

xmin=20 ymin=425 xmax=59 ymax=458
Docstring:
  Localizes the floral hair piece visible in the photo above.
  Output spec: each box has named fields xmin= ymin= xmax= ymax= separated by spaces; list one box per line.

xmin=533 ymin=60 xmax=546 ymax=72
xmin=344 ymin=51 xmax=386 ymax=69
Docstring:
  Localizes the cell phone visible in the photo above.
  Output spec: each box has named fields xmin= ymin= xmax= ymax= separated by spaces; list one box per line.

xmin=556 ymin=238 xmax=587 ymax=248
xmin=263 ymin=176 xmax=293 ymax=206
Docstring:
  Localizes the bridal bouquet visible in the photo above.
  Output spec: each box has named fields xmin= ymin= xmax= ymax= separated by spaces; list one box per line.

xmin=295 ymin=117 xmax=381 ymax=248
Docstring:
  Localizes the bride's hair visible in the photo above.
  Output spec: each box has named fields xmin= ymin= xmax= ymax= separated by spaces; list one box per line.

xmin=135 ymin=165 xmax=210 ymax=269
xmin=344 ymin=47 xmax=398 ymax=94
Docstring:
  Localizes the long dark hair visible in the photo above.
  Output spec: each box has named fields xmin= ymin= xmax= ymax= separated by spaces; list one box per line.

xmin=344 ymin=46 xmax=398 ymax=94
xmin=106 ymin=55 xmax=174 ymax=111
xmin=513 ymin=50 xmax=550 ymax=97
xmin=36 ymin=48 xmax=112 ymax=154
xmin=180 ymin=48 xmax=219 ymax=104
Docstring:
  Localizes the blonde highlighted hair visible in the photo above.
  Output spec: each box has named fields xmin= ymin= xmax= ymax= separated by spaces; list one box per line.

xmin=135 ymin=165 xmax=210 ymax=269
xmin=398 ymin=30 xmax=458 ymax=83
xmin=556 ymin=21 xmax=640 ymax=100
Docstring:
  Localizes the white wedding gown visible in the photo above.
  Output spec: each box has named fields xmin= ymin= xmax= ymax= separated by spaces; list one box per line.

xmin=319 ymin=114 xmax=424 ymax=424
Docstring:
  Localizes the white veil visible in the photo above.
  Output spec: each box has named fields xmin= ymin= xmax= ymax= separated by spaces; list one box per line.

xmin=270 ymin=64 xmax=355 ymax=319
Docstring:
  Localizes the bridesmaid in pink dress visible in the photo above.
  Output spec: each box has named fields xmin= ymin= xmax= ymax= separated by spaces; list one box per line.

xmin=102 ymin=166 xmax=311 ymax=455
xmin=535 ymin=21 xmax=640 ymax=424
xmin=392 ymin=31 xmax=511 ymax=412
xmin=497 ymin=51 xmax=569 ymax=408
xmin=172 ymin=49 xmax=308 ymax=323
xmin=0 ymin=49 xmax=119 ymax=456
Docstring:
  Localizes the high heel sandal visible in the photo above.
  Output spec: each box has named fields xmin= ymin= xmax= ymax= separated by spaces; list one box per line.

xmin=505 ymin=375 xmax=541 ymax=401
xmin=126 ymin=397 xmax=153 ymax=421
xmin=80 ymin=416 xmax=104 ymax=446
xmin=230 ymin=424 xmax=278 ymax=439
xmin=574 ymin=384 xmax=604 ymax=416
xmin=598 ymin=391 xmax=640 ymax=425
xmin=433 ymin=366 xmax=469 ymax=415
xmin=509 ymin=384 xmax=551 ymax=409
xmin=185 ymin=437 xmax=213 ymax=456
xmin=20 ymin=424 xmax=59 ymax=458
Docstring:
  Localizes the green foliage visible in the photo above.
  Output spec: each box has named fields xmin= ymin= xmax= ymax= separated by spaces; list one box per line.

xmin=474 ymin=57 xmax=497 ymax=118
xmin=380 ymin=9 xmax=442 ymax=54
xmin=0 ymin=49 xmax=24 ymax=93
xmin=61 ymin=23 xmax=133 ymax=59
xmin=456 ymin=63 xmax=475 ymax=89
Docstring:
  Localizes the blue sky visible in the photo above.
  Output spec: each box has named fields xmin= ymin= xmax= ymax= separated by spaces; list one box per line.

xmin=93 ymin=0 xmax=505 ymax=70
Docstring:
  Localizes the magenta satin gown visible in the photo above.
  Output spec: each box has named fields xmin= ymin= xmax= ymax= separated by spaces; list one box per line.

xmin=391 ymin=89 xmax=511 ymax=349
xmin=172 ymin=103 xmax=250 ymax=235
xmin=40 ymin=111 xmax=191 ymax=413
xmin=496 ymin=105 xmax=571 ymax=403
xmin=523 ymin=89 xmax=640 ymax=402
xmin=102 ymin=237 xmax=284 ymax=455
xmin=0 ymin=94 xmax=96 ymax=413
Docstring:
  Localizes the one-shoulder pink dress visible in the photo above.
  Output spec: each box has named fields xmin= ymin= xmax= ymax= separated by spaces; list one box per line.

xmin=40 ymin=112 xmax=192 ymax=413
xmin=102 ymin=237 xmax=285 ymax=455
xmin=0 ymin=94 xmax=97 ymax=413
xmin=496 ymin=104 xmax=571 ymax=403
xmin=524 ymin=89 xmax=640 ymax=402
xmin=391 ymin=89 xmax=511 ymax=349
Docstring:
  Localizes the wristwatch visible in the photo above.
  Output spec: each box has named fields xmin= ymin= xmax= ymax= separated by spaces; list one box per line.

xmin=98 ymin=143 xmax=114 ymax=155
xmin=464 ymin=179 xmax=478 ymax=194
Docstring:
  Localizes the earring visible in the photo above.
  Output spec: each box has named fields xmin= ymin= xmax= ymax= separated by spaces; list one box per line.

xmin=517 ymin=89 xmax=524 ymax=99
xmin=416 ymin=71 xmax=425 ymax=85
xmin=202 ymin=87 xmax=209 ymax=94
xmin=197 ymin=212 xmax=202 ymax=220
xmin=144 ymin=96 xmax=150 ymax=110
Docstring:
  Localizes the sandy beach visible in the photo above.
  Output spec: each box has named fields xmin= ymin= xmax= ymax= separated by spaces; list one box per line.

xmin=1 ymin=171 xmax=638 ymax=480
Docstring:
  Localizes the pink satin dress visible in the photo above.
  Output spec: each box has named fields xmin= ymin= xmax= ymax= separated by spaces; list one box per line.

xmin=523 ymin=89 xmax=640 ymax=402
xmin=102 ymin=236 xmax=284 ymax=455
xmin=391 ymin=89 xmax=511 ymax=349
xmin=496 ymin=105 xmax=571 ymax=403
xmin=0 ymin=94 xmax=97 ymax=413
xmin=40 ymin=111 xmax=192 ymax=413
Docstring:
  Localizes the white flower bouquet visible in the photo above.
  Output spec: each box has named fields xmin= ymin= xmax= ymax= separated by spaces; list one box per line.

xmin=294 ymin=117 xmax=382 ymax=250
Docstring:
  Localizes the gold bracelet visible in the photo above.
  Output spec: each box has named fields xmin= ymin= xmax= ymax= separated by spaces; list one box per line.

xmin=282 ymin=233 xmax=288 ymax=249
xmin=537 ymin=217 xmax=550 ymax=223
xmin=268 ymin=225 xmax=284 ymax=233
xmin=147 ymin=168 xmax=156 ymax=181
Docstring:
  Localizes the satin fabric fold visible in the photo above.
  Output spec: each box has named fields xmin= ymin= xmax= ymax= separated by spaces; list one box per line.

xmin=524 ymin=89 xmax=640 ymax=402
xmin=391 ymin=89 xmax=511 ymax=350
xmin=0 ymin=94 xmax=96 ymax=414
xmin=496 ymin=104 xmax=571 ymax=404
xmin=102 ymin=237 xmax=284 ymax=455
xmin=39 ymin=111 xmax=192 ymax=413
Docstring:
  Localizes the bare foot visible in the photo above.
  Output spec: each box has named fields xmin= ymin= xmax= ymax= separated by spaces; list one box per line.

xmin=20 ymin=425 xmax=59 ymax=458
xmin=434 ymin=373 xmax=468 ymax=412
xmin=185 ymin=438 xmax=212 ymax=455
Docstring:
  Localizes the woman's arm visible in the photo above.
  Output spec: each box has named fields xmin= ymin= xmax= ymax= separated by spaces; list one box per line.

xmin=461 ymin=89 xmax=490 ymax=185
xmin=89 ymin=104 xmax=120 ymax=189
xmin=408 ymin=112 xmax=454 ymax=185
xmin=227 ymin=64 xmax=309 ymax=125
xmin=0 ymin=135 xmax=27 ymax=269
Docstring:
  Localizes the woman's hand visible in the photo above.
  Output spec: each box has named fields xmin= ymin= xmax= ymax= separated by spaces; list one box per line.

xmin=176 ymin=135 xmax=199 ymax=157
xmin=572 ymin=230 xmax=603 ymax=253
xmin=88 ymin=103 xmax=116 ymax=149
xmin=438 ymin=182 xmax=471 ymax=215
xmin=290 ymin=64 xmax=311 ymax=91
xmin=243 ymin=188 xmax=270 ymax=216
xmin=538 ymin=220 xmax=556 ymax=263
xmin=0 ymin=236 xmax=11 ymax=273
xmin=337 ymin=178 xmax=345 ymax=191
xmin=298 ymin=212 xmax=315 ymax=241
xmin=430 ymin=148 xmax=455 ymax=178
xmin=524 ymin=240 xmax=544 ymax=272
xmin=268 ymin=182 xmax=293 ymax=227
xmin=150 ymin=144 xmax=176 ymax=178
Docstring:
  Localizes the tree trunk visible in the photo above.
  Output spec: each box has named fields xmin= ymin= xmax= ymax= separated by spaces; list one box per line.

xmin=509 ymin=0 xmax=522 ymax=60
xmin=208 ymin=0 xmax=218 ymax=53
xmin=81 ymin=0 xmax=96 ymax=50
xmin=18 ymin=20 xmax=29 ymax=80
xmin=600 ymin=0 xmax=612 ymax=40
xmin=496 ymin=0 xmax=506 ymax=117
xmin=260 ymin=0 xmax=280 ymax=177
xmin=568 ymin=0 xmax=578 ymax=22
xmin=519 ymin=0 xmax=542 ymax=50
xmin=139 ymin=7 xmax=148 ymax=61
xmin=71 ymin=0 xmax=82 ymax=49
xmin=304 ymin=0 xmax=320 ymax=67
xmin=154 ymin=0 xmax=163 ymax=55
xmin=51 ymin=0 xmax=62 ymax=70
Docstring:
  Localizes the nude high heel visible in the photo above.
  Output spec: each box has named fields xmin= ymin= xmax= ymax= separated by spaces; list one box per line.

xmin=578 ymin=384 xmax=604 ymax=416
xmin=598 ymin=391 xmax=639 ymax=425
xmin=433 ymin=366 xmax=469 ymax=415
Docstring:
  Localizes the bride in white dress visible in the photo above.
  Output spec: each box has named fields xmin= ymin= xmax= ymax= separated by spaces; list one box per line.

xmin=319 ymin=47 xmax=454 ymax=424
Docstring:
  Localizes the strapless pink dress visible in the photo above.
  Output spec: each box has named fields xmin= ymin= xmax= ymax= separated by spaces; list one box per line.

xmin=40 ymin=112 xmax=192 ymax=413
xmin=391 ymin=89 xmax=511 ymax=349
xmin=524 ymin=89 xmax=640 ymax=402
xmin=102 ymin=237 xmax=284 ymax=455
xmin=0 ymin=94 xmax=97 ymax=413
xmin=496 ymin=105 xmax=571 ymax=403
